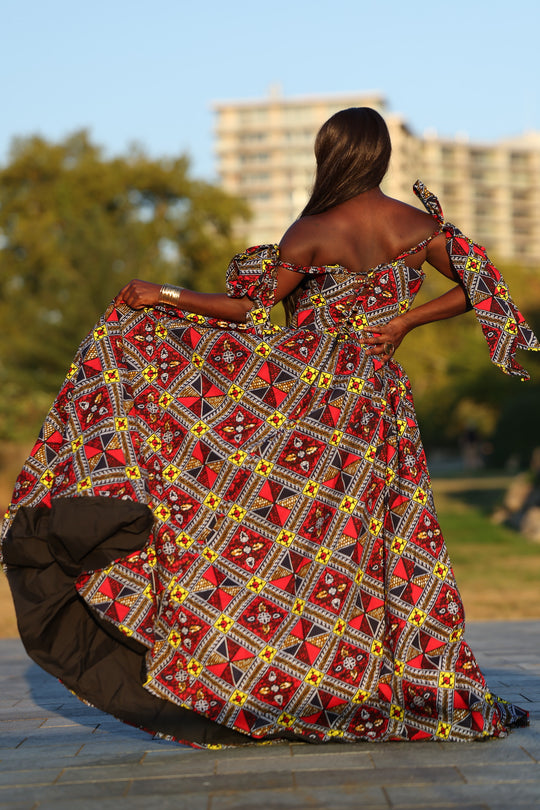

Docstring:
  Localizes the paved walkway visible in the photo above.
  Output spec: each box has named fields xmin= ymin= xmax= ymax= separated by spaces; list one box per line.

xmin=0 ymin=622 xmax=539 ymax=810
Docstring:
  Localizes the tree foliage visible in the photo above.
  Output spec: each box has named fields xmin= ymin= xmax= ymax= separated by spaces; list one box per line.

xmin=0 ymin=131 xmax=249 ymax=440
xmin=402 ymin=264 xmax=540 ymax=466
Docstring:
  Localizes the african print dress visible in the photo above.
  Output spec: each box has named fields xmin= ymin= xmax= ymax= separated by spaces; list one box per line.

xmin=2 ymin=182 xmax=537 ymax=747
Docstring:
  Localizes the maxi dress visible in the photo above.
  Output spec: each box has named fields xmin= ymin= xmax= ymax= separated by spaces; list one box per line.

xmin=2 ymin=182 xmax=538 ymax=747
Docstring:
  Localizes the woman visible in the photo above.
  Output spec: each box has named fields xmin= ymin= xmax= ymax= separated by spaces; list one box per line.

xmin=2 ymin=108 xmax=536 ymax=747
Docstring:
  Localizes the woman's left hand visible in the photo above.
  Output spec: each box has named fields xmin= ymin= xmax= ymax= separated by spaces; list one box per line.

xmin=361 ymin=316 xmax=410 ymax=362
xmin=115 ymin=280 xmax=162 ymax=309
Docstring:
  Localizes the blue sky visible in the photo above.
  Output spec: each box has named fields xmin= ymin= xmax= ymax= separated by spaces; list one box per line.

xmin=2 ymin=0 xmax=538 ymax=180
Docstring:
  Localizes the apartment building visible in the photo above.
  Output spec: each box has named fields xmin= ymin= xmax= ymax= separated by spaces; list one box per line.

xmin=213 ymin=91 xmax=540 ymax=264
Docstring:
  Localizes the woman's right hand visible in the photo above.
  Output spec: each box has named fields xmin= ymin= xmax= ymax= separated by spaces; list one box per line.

xmin=361 ymin=315 xmax=410 ymax=362
xmin=115 ymin=280 xmax=162 ymax=309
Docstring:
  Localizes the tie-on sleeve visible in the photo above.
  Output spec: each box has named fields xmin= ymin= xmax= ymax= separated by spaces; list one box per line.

xmin=414 ymin=180 xmax=540 ymax=380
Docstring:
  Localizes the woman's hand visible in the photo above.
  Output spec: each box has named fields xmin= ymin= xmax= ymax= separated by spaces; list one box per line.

xmin=115 ymin=280 xmax=162 ymax=310
xmin=361 ymin=315 xmax=410 ymax=362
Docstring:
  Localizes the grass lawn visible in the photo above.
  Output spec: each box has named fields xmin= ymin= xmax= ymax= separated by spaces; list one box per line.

xmin=432 ymin=475 xmax=540 ymax=620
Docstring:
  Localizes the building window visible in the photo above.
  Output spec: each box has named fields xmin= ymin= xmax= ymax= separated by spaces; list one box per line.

xmin=474 ymin=204 xmax=491 ymax=219
xmin=239 ymin=132 xmax=267 ymax=143
xmin=475 ymin=187 xmax=493 ymax=200
xmin=239 ymin=153 xmax=269 ymax=164
xmin=238 ymin=108 xmax=268 ymax=124
xmin=510 ymin=151 xmax=528 ymax=166
xmin=283 ymin=106 xmax=313 ymax=122
xmin=470 ymin=149 xmax=491 ymax=165
xmin=241 ymin=173 xmax=270 ymax=185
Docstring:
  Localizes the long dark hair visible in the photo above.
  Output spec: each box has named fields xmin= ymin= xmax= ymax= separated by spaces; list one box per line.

xmin=283 ymin=107 xmax=392 ymax=324
xmin=302 ymin=107 xmax=392 ymax=216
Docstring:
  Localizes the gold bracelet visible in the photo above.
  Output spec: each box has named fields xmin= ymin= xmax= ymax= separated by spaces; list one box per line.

xmin=159 ymin=284 xmax=184 ymax=307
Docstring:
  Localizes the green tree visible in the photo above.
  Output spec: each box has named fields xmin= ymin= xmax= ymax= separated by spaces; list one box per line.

xmin=402 ymin=263 xmax=540 ymax=466
xmin=0 ymin=131 xmax=249 ymax=440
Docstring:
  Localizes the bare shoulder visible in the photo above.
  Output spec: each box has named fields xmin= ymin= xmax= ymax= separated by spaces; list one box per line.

xmin=279 ymin=217 xmax=323 ymax=266
xmin=386 ymin=197 xmax=438 ymax=241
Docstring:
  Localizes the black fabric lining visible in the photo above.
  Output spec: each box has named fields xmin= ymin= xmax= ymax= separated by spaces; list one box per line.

xmin=3 ymin=496 xmax=295 ymax=746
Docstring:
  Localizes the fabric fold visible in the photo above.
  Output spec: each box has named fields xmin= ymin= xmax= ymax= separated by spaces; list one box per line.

xmin=3 ymin=496 xmax=250 ymax=746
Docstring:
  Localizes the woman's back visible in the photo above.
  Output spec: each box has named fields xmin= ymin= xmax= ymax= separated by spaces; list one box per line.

xmin=280 ymin=188 xmax=439 ymax=273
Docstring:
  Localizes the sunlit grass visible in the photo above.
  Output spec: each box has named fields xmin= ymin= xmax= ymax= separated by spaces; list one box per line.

xmin=433 ymin=477 xmax=540 ymax=620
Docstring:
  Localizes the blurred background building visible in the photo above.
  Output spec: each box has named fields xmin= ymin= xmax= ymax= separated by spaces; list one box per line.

xmin=214 ymin=90 xmax=540 ymax=264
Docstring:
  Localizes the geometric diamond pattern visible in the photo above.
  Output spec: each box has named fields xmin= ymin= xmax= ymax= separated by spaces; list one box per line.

xmin=2 ymin=190 xmax=534 ymax=746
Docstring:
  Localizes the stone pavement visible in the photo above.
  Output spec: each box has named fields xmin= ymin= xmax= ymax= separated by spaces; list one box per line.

xmin=0 ymin=621 xmax=539 ymax=810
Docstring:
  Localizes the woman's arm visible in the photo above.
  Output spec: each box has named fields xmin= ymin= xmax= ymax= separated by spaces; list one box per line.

xmin=116 ymin=266 xmax=303 ymax=323
xmin=362 ymin=234 xmax=470 ymax=360
xmin=116 ymin=279 xmax=252 ymax=322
